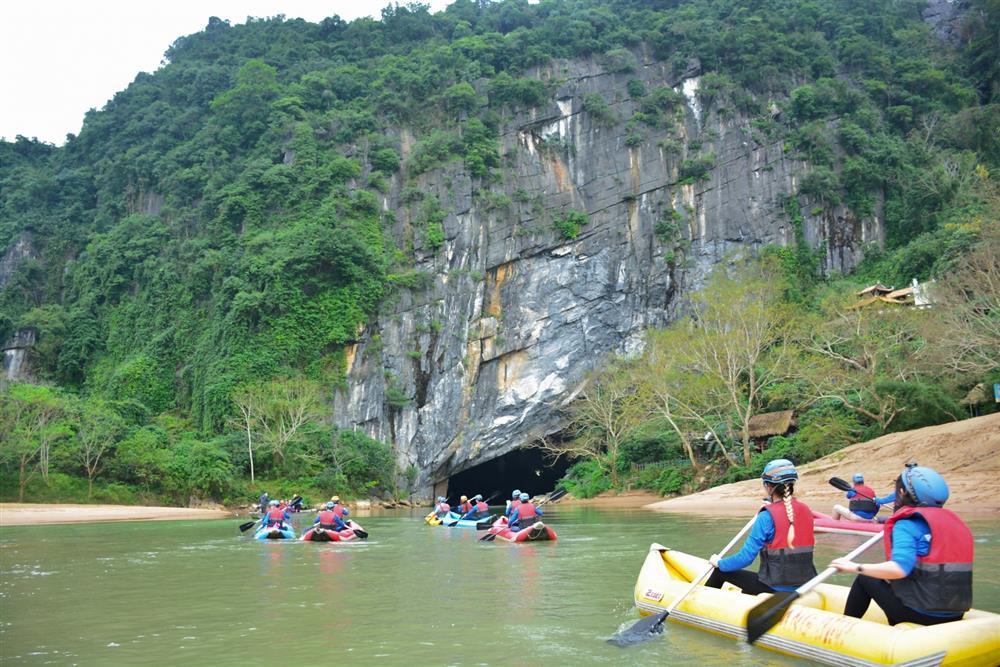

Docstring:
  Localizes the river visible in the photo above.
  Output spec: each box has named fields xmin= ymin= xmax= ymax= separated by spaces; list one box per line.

xmin=3 ymin=507 xmax=999 ymax=665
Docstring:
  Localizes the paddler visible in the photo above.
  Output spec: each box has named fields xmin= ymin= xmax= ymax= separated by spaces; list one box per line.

xmin=461 ymin=494 xmax=489 ymax=520
xmin=705 ymin=458 xmax=817 ymax=594
xmin=505 ymin=489 xmax=522 ymax=518
xmin=831 ymin=464 xmax=973 ymax=626
xmin=433 ymin=496 xmax=450 ymax=518
xmin=455 ymin=495 xmax=472 ymax=515
xmin=313 ymin=501 xmax=348 ymax=534
xmin=328 ymin=495 xmax=349 ymax=525
xmin=832 ymin=473 xmax=895 ymax=522
xmin=263 ymin=499 xmax=291 ymax=528
xmin=508 ymin=492 xmax=542 ymax=531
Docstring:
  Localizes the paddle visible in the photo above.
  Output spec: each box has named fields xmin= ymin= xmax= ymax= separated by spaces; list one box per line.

xmin=239 ymin=520 xmax=259 ymax=533
xmin=828 ymin=476 xmax=876 ymax=500
xmin=745 ymin=530 xmax=884 ymax=644
xmin=480 ymin=488 xmax=568 ymax=541
xmin=607 ymin=513 xmax=758 ymax=646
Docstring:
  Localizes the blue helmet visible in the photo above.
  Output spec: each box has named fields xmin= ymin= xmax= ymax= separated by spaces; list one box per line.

xmin=762 ymin=459 xmax=798 ymax=484
xmin=853 ymin=473 xmax=864 ymax=483
xmin=512 ymin=489 xmax=521 ymax=498
xmin=473 ymin=494 xmax=483 ymax=501
xmin=269 ymin=500 xmax=279 ymax=507
xmin=900 ymin=465 xmax=949 ymax=507
xmin=325 ymin=501 xmax=335 ymax=509
xmin=436 ymin=496 xmax=445 ymax=503
xmin=519 ymin=492 xmax=530 ymax=502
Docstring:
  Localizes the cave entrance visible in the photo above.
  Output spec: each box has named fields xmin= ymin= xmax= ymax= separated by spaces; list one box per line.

xmin=444 ymin=447 xmax=570 ymax=503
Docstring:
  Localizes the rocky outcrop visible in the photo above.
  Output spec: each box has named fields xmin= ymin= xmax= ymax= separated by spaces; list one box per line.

xmin=332 ymin=54 xmax=882 ymax=494
xmin=0 ymin=231 xmax=37 ymax=291
xmin=3 ymin=327 xmax=37 ymax=383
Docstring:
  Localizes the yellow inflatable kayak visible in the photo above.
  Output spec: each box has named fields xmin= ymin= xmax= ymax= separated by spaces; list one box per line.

xmin=633 ymin=543 xmax=1000 ymax=666
xmin=424 ymin=513 xmax=442 ymax=526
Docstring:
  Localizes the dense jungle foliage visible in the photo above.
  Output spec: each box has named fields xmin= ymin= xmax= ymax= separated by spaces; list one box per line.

xmin=1 ymin=0 xmax=998 ymax=504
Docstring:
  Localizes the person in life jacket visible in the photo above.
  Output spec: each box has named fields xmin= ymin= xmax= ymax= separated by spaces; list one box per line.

xmin=831 ymin=464 xmax=973 ymax=625
xmin=705 ymin=459 xmax=817 ymax=594
xmin=832 ymin=473 xmax=896 ymax=522
xmin=313 ymin=501 xmax=348 ymax=533
xmin=455 ymin=495 xmax=472 ymax=516
xmin=433 ymin=496 xmax=450 ymax=518
xmin=508 ymin=492 xmax=542 ymax=531
xmin=328 ymin=496 xmax=349 ymax=524
xmin=505 ymin=489 xmax=522 ymax=518
xmin=263 ymin=500 xmax=290 ymax=528
xmin=461 ymin=494 xmax=489 ymax=520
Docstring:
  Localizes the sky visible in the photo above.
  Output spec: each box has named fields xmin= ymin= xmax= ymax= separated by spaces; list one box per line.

xmin=0 ymin=0 xmax=454 ymax=145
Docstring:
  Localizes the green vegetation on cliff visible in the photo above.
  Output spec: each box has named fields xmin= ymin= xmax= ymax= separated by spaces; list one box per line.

xmin=2 ymin=0 xmax=997 ymax=503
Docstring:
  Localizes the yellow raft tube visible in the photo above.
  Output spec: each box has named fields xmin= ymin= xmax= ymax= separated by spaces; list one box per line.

xmin=633 ymin=543 xmax=1000 ymax=667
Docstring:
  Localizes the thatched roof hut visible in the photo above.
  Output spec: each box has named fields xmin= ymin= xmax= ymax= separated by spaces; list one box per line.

xmin=747 ymin=410 xmax=796 ymax=438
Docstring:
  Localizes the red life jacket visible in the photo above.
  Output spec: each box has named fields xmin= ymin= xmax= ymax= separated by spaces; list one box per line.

xmin=332 ymin=505 xmax=347 ymax=519
xmin=758 ymin=499 xmax=817 ymax=588
xmin=849 ymin=483 xmax=879 ymax=514
xmin=515 ymin=503 xmax=537 ymax=522
xmin=884 ymin=506 xmax=973 ymax=612
xmin=266 ymin=508 xmax=286 ymax=525
xmin=457 ymin=501 xmax=472 ymax=513
xmin=435 ymin=502 xmax=450 ymax=516
xmin=317 ymin=510 xmax=341 ymax=530
xmin=474 ymin=500 xmax=488 ymax=513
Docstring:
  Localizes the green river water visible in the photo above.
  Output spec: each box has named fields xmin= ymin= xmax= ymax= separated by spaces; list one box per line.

xmin=3 ymin=507 xmax=999 ymax=666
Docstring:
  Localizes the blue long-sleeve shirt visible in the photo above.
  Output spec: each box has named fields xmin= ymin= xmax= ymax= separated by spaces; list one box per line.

xmin=889 ymin=516 xmax=960 ymax=619
xmin=716 ymin=512 xmax=801 ymax=592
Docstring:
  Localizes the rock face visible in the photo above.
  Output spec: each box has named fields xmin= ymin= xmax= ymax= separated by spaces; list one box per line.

xmin=332 ymin=54 xmax=882 ymax=494
xmin=0 ymin=231 xmax=36 ymax=291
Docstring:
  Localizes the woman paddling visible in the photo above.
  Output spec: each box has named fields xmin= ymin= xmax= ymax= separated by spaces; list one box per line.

xmin=830 ymin=464 xmax=973 ymax=626
xmin=705 ymin=458 xmax=817 ymax=594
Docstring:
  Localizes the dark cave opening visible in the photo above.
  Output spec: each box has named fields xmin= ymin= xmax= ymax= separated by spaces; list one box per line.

xmin=444 ymin=447 xmax=571 ymax=504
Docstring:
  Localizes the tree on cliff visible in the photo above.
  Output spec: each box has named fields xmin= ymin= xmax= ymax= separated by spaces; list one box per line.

xmin=683 ymin=261 xmax=794 ymax=466
xmin=535 ymin=358 xmax=639 ymax=487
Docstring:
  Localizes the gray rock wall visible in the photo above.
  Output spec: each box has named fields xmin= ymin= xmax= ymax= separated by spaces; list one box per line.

xmin=332 ymin=54 xmax=882 ymax=495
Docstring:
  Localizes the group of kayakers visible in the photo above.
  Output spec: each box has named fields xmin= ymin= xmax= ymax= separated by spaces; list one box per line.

xmin=259 ymin=495 xmax=350 ymax=533
xmin=707 ymin=458 xmax=974 ymax=627
xmin=431 ymin=489 xmax=543 ymax=531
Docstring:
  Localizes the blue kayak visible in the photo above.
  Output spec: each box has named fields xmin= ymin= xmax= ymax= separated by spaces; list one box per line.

xmin=254 ymin=524 xmax=296 ymax=540
xmin=439 ymin=511 xmax=493 ymax=528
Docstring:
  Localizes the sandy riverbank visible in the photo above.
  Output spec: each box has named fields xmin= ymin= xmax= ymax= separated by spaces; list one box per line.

xmin=0 ymin=503 xmax=233 ymax=526
xmin=646 ymin=413 xmax=1000 ymax=518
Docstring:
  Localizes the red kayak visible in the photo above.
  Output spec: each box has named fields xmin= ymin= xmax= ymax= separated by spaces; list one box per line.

xmin=484 ymin=516 xmax=557 ymax=543
xmin=812 ymin=510 xmax=883 ymax=536
xmin=300 ymin=520 xmax=367 ymax=542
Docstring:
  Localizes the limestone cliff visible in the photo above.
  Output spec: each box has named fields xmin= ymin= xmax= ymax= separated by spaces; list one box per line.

xmin=332 ymin=54 xmax=883 ymax=493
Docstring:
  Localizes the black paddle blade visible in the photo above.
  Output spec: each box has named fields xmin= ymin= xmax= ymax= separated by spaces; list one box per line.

xmin=745 ymin=591 xmax=798 ymax=644
xmin=546 ymin=488 xmax=567 ymax=503
xmin=828 ymin=476 xmax=853 ymax=493
xmin=475 ymin=515 xmax=497 ymax=530
xmin=352 ymin=528 xmax=368 ymax=539
xmin=607 ymin=611 xmax=669 ymax=647
xmin=239 ymin=520 xmax=258 ymax=532
xmin=479 ymin=532 xmax=497 ymax=541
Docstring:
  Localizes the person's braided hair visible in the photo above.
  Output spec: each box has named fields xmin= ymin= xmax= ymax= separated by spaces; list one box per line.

xmin=781 ymin=482 xmax=796 ymax=548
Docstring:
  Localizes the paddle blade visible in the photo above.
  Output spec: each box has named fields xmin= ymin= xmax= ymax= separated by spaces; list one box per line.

xmin=607 ymin=611 xmax=669 ymax=647
xmin=828 ymin=477 xmax=853 ymax=493
xmin=239 ymin=521 xmax=258 ymax=532
xmin=745 ymin=591 xmax=798 ymax=644
xmin=546 ymin=488 xmax=567 ymax=503
xmin=479 ymin=532 xmax=496 ymax=541
xmin=353 ymin=528 xmax=368 ymax=539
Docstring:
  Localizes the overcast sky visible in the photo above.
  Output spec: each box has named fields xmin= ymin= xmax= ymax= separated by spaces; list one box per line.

xmin=1 ymin=0 xmax=454 ymax=145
